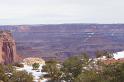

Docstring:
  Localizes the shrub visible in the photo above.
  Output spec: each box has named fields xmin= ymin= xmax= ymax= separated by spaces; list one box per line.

xmin=32 ymin=63 xmax=40 ymax=70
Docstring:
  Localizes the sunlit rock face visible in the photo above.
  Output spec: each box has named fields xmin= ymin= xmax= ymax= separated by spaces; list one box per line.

xmin=23 ymin=57 xmax=45 ymax=65
xmin=0 ymin=31 xmax=21 ymax=64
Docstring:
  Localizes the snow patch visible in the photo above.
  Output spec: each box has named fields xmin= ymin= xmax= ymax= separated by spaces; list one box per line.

xmin=16 ymin=64 xmax=47 ymax=82
xmin=113 ymin=51 xmax=124 ymax=59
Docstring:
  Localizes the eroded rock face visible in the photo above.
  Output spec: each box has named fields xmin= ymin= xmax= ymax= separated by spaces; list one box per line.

xmin=0 ymin=31 xmax=21 ymax=64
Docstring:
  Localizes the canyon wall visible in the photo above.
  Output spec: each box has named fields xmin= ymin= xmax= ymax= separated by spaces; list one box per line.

xmin=0 ymin=31 xmax=21 ymax=64
xmin=1 ymin=24 xmax=124 ymax=60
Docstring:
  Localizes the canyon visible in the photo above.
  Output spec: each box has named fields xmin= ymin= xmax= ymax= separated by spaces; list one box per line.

xmin=0 ymin=24 xmax=124 ymax=60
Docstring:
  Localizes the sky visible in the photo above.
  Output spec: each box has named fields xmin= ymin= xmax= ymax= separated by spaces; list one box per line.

xmin=0 ymin=0 xmax=124 ymax=25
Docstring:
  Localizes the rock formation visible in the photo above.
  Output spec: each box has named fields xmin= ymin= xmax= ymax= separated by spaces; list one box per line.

xmin=0 ymin=31 xmax=21 ymax=64
xmin=23 ymin=57 xmax=45 ymax=65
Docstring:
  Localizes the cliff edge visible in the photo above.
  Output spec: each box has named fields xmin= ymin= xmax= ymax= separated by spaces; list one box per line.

xmin=0 ymin=31 xmax=21 ymax=64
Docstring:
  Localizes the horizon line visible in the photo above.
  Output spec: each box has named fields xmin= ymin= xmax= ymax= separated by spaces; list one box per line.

xmin=1 ymin=22 xmax=124 ymax=26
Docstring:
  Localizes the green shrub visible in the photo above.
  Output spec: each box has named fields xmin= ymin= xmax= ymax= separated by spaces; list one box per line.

xmin=32 ymin=63 xmax=40 ymax=70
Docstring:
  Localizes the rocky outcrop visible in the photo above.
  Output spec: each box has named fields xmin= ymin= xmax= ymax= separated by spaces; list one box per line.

xmin=23 ymin=57 xmax=45 ymax=65
xmin=0 ymin=31 xmax=21 ymax=64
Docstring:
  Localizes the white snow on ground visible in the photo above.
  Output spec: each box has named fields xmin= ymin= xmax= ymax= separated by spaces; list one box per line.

xmin=16 ymin=64 xmax=48 ymax=82
xmin=114 ymin=51 xmax=124 ymax=59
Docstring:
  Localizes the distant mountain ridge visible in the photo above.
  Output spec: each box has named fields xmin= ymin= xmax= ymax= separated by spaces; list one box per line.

xmin=1 ymin=24 xmax=124 ymax=32
xmin=0 ymin=24 xmax=124 ymax=60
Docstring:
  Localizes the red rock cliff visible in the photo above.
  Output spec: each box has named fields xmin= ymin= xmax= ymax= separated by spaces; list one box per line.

xmin=0 ymin=31 xmax=21 ymax=64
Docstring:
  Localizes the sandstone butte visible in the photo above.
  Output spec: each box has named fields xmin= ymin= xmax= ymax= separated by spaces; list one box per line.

xmin=0 ymin=31 xmax=22 ymax=64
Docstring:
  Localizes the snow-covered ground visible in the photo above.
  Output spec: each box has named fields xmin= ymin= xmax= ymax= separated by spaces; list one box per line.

xmin=16 ymin=64 xmax=48 ymax=82
xmin=114 ymin=51 xmax=124 ymax=59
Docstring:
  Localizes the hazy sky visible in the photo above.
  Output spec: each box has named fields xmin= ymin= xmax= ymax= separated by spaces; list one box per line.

xmin=0 ymin=0 xmax=124 ymax=25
